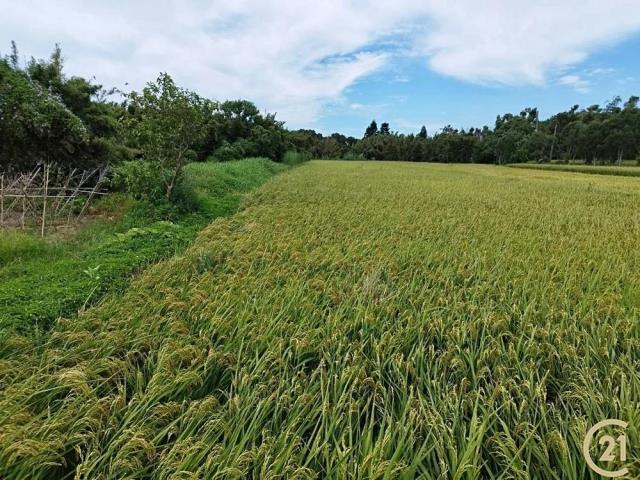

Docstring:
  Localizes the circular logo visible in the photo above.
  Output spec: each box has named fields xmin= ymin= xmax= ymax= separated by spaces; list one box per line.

xmin=582 ymin=419 xmax=629 ymax=478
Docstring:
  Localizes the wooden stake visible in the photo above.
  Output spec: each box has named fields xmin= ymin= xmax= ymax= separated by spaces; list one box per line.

xmin=21 ymin=187 xmax=25 ymax=229
xmin=77 ymin=168 xmax=106 ymax=219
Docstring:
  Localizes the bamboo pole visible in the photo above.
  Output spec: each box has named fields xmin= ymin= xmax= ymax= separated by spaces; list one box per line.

xmin=19 ymin=169 xmax=40 ymax=228
xmin=21 ymin=186 xmax=25 ymax=229
xmin=61 ymin=169 xmax=91 ymax=215
xmin=52 ymin=168 xmax=76 ymax=216
xmin=41 ymin=164 xmax=49 ymax=236
xmin=77 ymin=168 xmax=107 ymax=219
xmin=0 ymin=166 xmax=106 ymax=229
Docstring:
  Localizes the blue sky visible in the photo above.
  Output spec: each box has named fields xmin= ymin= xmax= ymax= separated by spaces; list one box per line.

xmin=3 ymin=1 xmax=640 ymax=137
xmin=319 ymin=34 xmax=640 ymax=137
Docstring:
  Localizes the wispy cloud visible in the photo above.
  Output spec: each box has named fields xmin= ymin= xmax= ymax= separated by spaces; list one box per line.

xmin=585 ymin=67 xmax=616 ymax=77
xmin=558 ymin=75 xmax=591 ymax=93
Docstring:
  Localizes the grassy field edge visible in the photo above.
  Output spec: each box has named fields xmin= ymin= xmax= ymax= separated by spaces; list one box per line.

xmin=507 ymin=163 xmax=640 ymax=177
xmin=0 ymin=158 xmax=287 ymax=334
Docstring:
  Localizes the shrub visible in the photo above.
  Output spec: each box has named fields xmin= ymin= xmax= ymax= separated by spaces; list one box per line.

xmin=110 ymin=160 xmax=166 ymax=203
xmin=342 ymin=151 xmax=364 ymax=160
xmin=212 ymin=141 xmax=245 ymax=162
xmin=282 ymin=150 xmax=310 ymax=165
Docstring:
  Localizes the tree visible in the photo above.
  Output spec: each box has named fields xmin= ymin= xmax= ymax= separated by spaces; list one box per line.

xmin=202 ymin=100 xmax=287 ymax=161
xmin=1 ymin=43 xmax=131 ymax=170
xmin=418 ymin=125 xmax=427 ymax=139
xmin=124 ymin=73 xmax=206 ymax=199
xmin=0 ymin=59 xmax=90 ymax=172
xmin=624 ymin=96 xmax=639 ymax=110
xmin=26 ymin=43 xmax=64 ymax=92
xmin=380 ymin=122 xmax=390 ymax=135
xmin=494 ymin=131 xmax=520 ymax=164
xmin=285 ymin=129 xmax=323 ymax=155
xmin=364 ymin=120 xmax=378 ymax=138
xmin=605 ymin=96 xmax=622 ymax=113
xmin=249 ymin=124 xmax=286 ymax=161
xmin=217 ymin=99 xmax=260 ymax=142
xmin=522 ymin=131 xmax=552 ymax=162
xmin=317 ymin=138 xmax=344 ymax=158
xmin=9 ymin=40 xmax=18 ymax=69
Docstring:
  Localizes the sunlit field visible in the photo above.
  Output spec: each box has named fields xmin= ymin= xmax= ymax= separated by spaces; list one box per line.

xmin=509 ymin=163 xmax=640 ymax=177
xmin=1 ymin=161 xmax=639 ymax=478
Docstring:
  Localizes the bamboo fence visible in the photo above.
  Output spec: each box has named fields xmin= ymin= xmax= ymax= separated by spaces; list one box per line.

xmin=0 ymin=164 xmax=108 ymax=236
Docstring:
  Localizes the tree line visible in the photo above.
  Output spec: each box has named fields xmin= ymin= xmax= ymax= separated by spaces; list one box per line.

xmin=289 ymin=101 xmax=640 ymax=164
xmin=2 ymin=42 xmax=639 ymax=189
xmin=0 ymin=43 xmax=289 ymax=177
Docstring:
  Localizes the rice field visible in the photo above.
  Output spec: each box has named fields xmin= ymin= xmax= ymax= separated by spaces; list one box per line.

xmin=509 ymin=163 xmax=640 ymax=177
xmin=1 ymin=160 xmax=639 ymax=479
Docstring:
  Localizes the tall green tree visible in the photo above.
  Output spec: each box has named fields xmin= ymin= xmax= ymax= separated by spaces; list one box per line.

xmin=124 ymin=73 xmax=206 ymax=199
xmin=364 ymin=120 xmax=378 ymax=138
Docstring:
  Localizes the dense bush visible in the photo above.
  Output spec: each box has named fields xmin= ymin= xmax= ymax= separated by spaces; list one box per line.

xmin=212 ymin=141 xmax=247 ymax=162
xmin=110 ymin=160 xmax=167 ymax=203
xmin=0 ymin=60 xmax=90 ymax=172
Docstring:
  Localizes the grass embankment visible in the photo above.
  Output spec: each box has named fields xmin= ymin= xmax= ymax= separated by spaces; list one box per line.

xmin=1 ymin=161 xmax=640 ymax=478
xmin=509 ymin=162 xmax=640 ymax=177
xmin=0 ymin=158 xmax=285 ymax=333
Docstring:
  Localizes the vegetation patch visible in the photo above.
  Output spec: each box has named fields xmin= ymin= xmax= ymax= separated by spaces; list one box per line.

xmin=0 ymin=159 xmax=285 ymax=334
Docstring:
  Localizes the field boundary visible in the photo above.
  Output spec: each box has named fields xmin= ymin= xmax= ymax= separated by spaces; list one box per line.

xmin=507 ymin=163 xmax=640 ymax=177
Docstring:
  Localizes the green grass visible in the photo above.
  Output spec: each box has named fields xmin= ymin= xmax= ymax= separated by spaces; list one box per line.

xmin=508 ymin=162 xmax=640 ymax=177
xmin=182 ymin=157 xmax=287 ymax=215
xmin=1 ymin=161 xmax=639 ymax=478
xmin=0 ymin=158 xmax=286 ymax=334
xmin=0 ymin=231 xmax=61 ymax=267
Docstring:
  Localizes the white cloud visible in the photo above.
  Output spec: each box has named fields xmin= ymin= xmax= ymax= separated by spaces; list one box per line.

xmin=585 ymin=67 xmax=616 ymax=77
xmin=2 ymin=1 xmax=639 ymax=127
xmin=419 ymin=1 xmax=640 ymax=85
xmin=558 ymin=75 xmax=590 ymax=94
xmin=2 ymin=1 xmax=410 ymax=125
